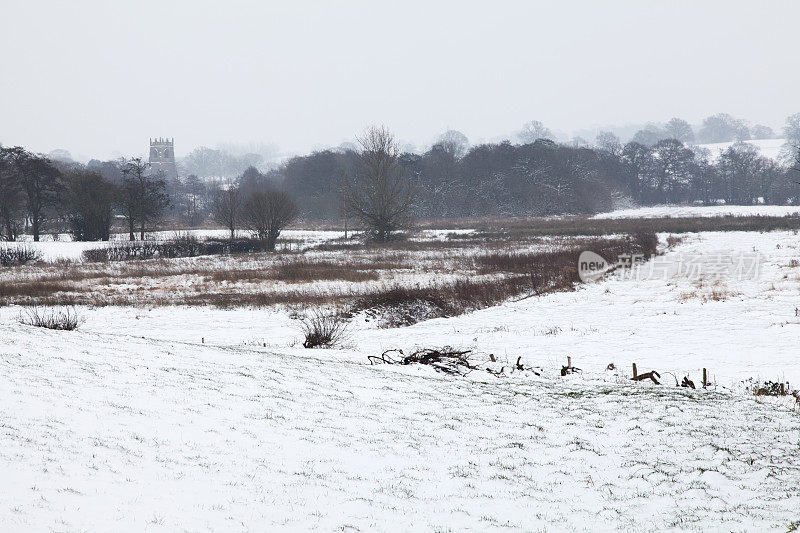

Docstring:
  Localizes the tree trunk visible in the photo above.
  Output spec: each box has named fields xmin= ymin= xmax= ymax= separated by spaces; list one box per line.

xmin=32 ymin=217 xmax=40 ymax=242
xmin=129 ymin=217 xmax=135 ymax=241
xmin=140 ymin=220 xmax=145 ymax=241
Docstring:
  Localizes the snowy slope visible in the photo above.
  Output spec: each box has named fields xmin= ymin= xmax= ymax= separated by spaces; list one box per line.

xmin=696 ymin=138 xmax=787 ymax=162
xmin=2 ymin=231 xmax=800 ymax=530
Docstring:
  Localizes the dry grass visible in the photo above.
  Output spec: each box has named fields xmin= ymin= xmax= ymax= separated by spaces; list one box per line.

xmin=0 ymin=233 xmax=655 ymax=315
xmin=18 ymin=306 xmax=83 ymax=330
xmin=419 ymin=214 xmax=800 ymax=235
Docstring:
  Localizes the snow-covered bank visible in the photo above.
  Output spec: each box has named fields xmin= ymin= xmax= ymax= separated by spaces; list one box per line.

xmin=1 ymin=319 xmax=798 ymax=531
xmin=2 ymin=230 xmax=800 ymax=530
xmin=594 ymin=204 xmax=800 ymax=219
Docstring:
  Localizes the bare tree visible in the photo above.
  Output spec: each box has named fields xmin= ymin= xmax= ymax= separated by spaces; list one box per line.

xmin=435 ymin=130 xmax=469 ymax=159
xmin=0 ymin=146 xmax=25 ymax=241
xmin=340 ymin=125 xmax=415 ymax=242
xmin=518 ymin=120 xmax=553 ymax=144
xmin=13 ymin=150 xmax=62 ymax=241
xmin=596 ymin=131 xmax=622 ymax=155
xmin=241 ymin=190 xmax=298 ymax=251
xmin=211 ymin=185 xmax=242 ymax=239
xmin=119 ymin=158 xmax=170 ymax=240
xmin=664 ymin=118 xmax=695 ymax=144
xmin=64 ymin=169 xmax=116 ymax=241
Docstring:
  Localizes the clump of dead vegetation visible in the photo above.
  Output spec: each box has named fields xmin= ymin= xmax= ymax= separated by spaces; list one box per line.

xmin=666 ymin=234 xmax=683 ymax=248
xmin=0 ymin=245 xmax=40 ymax=267
xmin=81 ymin=236 xmax=266 ymax=262
xmin=369 ymin=347 xmax=477 ymax=375
xmin=273 ymin=258 xmax=379 ymax=283
xmin=18 ymin=306 xmax=83 ymax=330
xmin=298 ymin=309 xmax=349 ymax=348
xmin=743 ymin=378 xmax=793 ymax=397
xmin=348 ymin=233 xmax=658 ymax=327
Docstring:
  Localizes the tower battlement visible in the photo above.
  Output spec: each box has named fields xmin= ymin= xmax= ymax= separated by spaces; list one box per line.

xmin=148 ymin=137 xmax=177 ymax=179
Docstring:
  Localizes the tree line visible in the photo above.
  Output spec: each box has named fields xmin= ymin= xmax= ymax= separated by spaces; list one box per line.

xmin=2 ymin=117 xmax=800 ymax=243
xmin=0 ymin=148 xmax=298 ymax=249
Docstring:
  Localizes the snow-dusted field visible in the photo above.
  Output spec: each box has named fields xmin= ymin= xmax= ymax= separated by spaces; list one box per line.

xmin=594 ymin=204 xmax=800 ymax=219
xmin=696 ymin=138 xmax=787 ymax=162
xmin=2 ymin=230 xmax=800 ymax=530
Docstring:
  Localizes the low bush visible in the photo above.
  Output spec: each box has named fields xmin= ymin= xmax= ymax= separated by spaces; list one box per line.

xmin=299 ymin=309 xmax=349 ymax=348
xmin=666 ymin=234 xmax=683 ymax=248
xmin=82 ymin=237 xmax=265 ymax=262
xmin=0 ymin=245 xmax=41 ymax=266
xmin=19 ymin=306 xmax=83 ymax=330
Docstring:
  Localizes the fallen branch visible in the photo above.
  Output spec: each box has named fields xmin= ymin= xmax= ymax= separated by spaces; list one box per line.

xmin=369 ymin=347 xmax=477 ymax=375
xmin=633 ymin=370 xmax=661 ymax=384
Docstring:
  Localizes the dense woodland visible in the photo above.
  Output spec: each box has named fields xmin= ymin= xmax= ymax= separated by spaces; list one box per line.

xmin=2 ymin=113 xmax=800 ymax=242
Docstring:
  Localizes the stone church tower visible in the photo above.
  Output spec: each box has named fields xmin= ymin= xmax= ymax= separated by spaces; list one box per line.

xmin=148 ymin=137 xmax=177 ymax=179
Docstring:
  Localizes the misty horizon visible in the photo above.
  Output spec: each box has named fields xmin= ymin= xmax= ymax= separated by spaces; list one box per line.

xmin=2 ymin=0 xmax=799 ymax=162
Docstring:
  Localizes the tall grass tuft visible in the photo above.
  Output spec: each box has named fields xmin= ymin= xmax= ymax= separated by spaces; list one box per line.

xmin=299 ymin=309 xmax=349 ymax=348
xmin=19 ymin=306 xmax=83 ymax=330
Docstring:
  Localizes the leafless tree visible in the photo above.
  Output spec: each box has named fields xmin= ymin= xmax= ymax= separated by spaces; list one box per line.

xmin=119 ymin=158 xmax=170 ymax=240
xmin=340 ymin=125 xmax=415 ymax=242
xmin=211 ymin=185 xmax=242 ymax=239
xmin=241 ymin=190 xmax=298 ymax=251
xmin=435 ymin=130 xmax=469 ymax=159
xmin=518 ymin=120 xmax=553 ymax=144
xmin=792 ymin=144 xmax=800 ymax=176
xmin=0 ymin=146 xmax=25 ymax=241
xmin=14 ymin=150 xmax=62 ymax=241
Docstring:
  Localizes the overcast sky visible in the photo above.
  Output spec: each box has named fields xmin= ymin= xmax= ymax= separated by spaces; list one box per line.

xmin=1 ymin=0 xmax=798 ymax=161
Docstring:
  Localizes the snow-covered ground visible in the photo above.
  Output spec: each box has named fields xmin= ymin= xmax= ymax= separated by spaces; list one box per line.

xmin=696 ymin=138 xmax=787 ymax=162
xmin=595 ymin=204 xmax=800 ymax=219
xmin=2 ymin=230 xmax=800 ymax=530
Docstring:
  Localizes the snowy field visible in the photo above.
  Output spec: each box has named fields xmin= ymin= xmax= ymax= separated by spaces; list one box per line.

xmin=594 ymin=204 xmax=800 ymax=220
xmin=2 ymin=227 xmax=800 ymax=531
xmin=697 ymin=138 xmax=787 ymax=162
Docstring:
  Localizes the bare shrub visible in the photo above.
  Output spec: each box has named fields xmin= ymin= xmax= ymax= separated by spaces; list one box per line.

xmin=0 ymin=245 xmax=40 ymax=266
xmin=632 ymin=231 xmax=659 ymax=258
xmin=348 ymin=285 xmax=454 ymax=327
xmin=299 ymin=309 xmax=349 ymax=348
xmin=19 ymin=306 xmax=83 ymax=330
xmin=666 ymin=234 xmax=683 ymax=248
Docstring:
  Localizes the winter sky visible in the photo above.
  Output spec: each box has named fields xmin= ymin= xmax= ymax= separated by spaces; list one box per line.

xmin=1 ymin=0 xmax=798 ymax=160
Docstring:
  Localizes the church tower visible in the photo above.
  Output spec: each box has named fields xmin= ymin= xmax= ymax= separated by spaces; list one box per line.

xmin=148 ymin=137 xmax=178 ymax=179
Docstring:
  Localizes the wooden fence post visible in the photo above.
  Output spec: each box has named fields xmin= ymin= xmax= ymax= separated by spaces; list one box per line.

xmin=702 ymin=368 xmax=707 ymax=388
xmin=632 ymin=363 xmax=638 ymax=380
xmin=567 ymin=356 xmax=572 ymax=368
